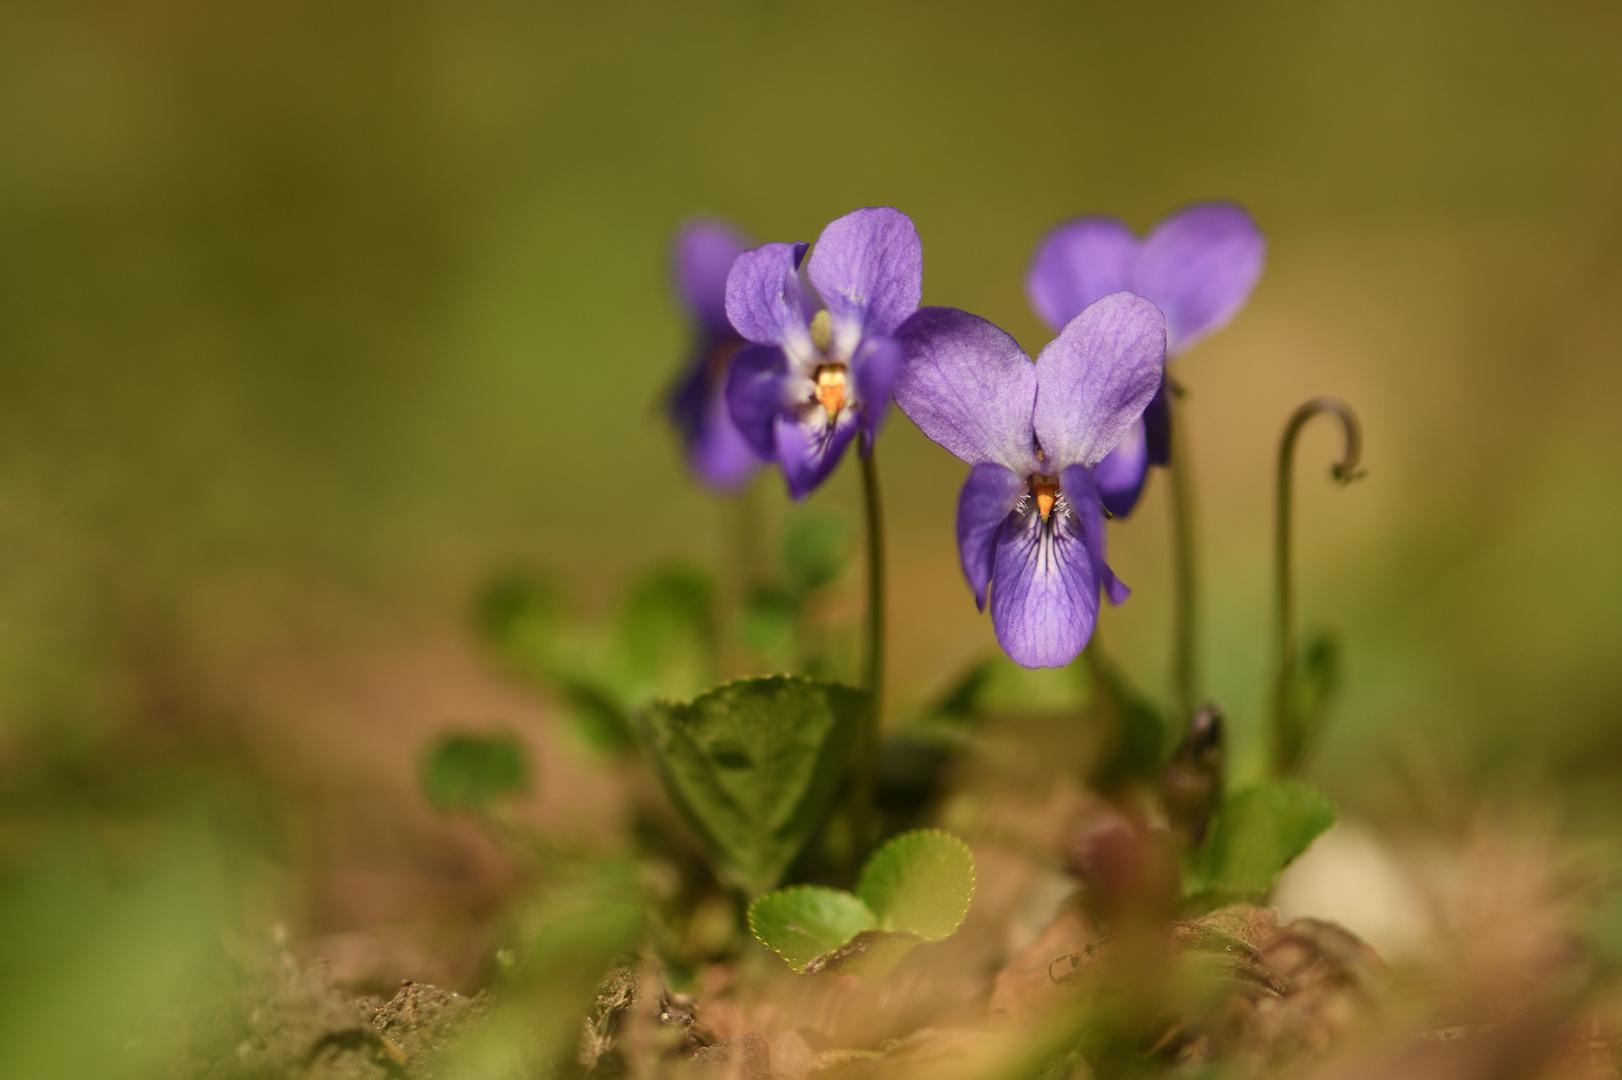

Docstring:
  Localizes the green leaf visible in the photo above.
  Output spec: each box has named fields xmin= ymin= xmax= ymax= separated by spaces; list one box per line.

xmin=857 ymin=828 xmax=977 ymax=941
xmin=420 ymin=730 xmax=532 ymax=814
xmin=1193 ymin=779 xmax=1336 ymax=899
xmin=618 ymin=564 xmax=717 ymax=695
xmin=474 ymin=569 xmax=637 ymax=752
xmin=748 ymin=829 xmax=977 ymax=978
xmin=1082 ymin=647 xmax=1167 ymax=792
xmin=920 ymin=657 xmax=997 ymax=724
xmin=636 ymin=675 xmax=863 ymax=893
xmin=1275 ymin=632 xmax=1342 ymax=773
xmin=747 ymin=886 xmax=876 ymax=973
xmin=803 ymin=929 xmax=923 ymax=977
xmin=475 ymin=570 xmax=567 ymax=676
xmin=782 ymin=514 xmax=851 ymax=596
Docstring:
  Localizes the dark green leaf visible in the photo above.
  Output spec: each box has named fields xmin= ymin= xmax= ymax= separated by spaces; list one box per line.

xmin=920 ymin=657 xmax=997 ymax=723
xmin=475 ymin=569 xmax=568 ymax=679
xmin=738 ymin=585 xmax=799 ymax=654
xmin=1082 ymin=647 xmax=1166 ymax=792
xmin=857 ymin=828 xmax=976 ymax=941
xmin=420 ymin=730 xmax=532 ymax=814
xmin=782 ymin=514 xmax=852 ymax=596
xmin=1193 ymin=779 xmax=1337 ymax=900
xmin=747 ymin=886 xmax=875 ymax=973
xmin=618 ymin=564 xmax=717 ymax=694
xmin=636 ymin=675 xmax=863 ymax=893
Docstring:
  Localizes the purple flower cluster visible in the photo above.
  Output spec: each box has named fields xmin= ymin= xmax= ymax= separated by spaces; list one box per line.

xmin=663 ymin=202 xmax=1264 ymax=669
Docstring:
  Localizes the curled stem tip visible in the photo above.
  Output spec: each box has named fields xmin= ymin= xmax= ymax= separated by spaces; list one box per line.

xmin=1271 ymin=396 xmax=1365 ymax=775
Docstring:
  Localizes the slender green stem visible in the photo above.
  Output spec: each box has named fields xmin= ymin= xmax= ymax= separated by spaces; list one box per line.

xmin=721 ymin=477 xmax=766 ymax=678
xmin=1270 ymin=397 xmax=1363 ymax=774
xmin=855 ymin=448 xmax=887 ymax=856
xmin=1166 ymin=393 xmax=1199 ymax=726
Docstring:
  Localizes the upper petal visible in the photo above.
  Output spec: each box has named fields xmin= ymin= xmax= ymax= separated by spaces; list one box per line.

xmin=725 ymin=241 xmax=814 ymax=355
xmin=1032 ymin=292 xmax=1166 ymax=469
xmin=1133 ymin=202 xmax=1265 ymax=355
xmin=1025 ymin=216 xmax=1138 ymax=333
xmin=1062 ymin=464 xmax=1129 ymax=606
xmin=674 ymin=218 xmax=751 ymax=334
xmin=893 ymin=307 xmax=1040 ymax=472
xmin=989 ymin=503 xmax=1099 ymax=669
xmin=807 ymin=207 xmax=923 ymax=354
xmin=1091 ymin=417 xmax=1151 ymax=519
xmin=957 ymin=463 xmax=1024 ymax=611
xmin=724 ymin=344 xmax=788 ymax=459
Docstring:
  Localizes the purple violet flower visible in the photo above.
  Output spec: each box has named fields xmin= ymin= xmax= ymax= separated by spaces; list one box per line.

xmin=723 ymin=207 xmax=922 ymax=499
xmin=667 ymin=218 xmax=762 ymax=492
xmin=893 ymin=294 xmax=1167 ymax=668
xmin=1026 ymin=202 xmax=1265 ymax=517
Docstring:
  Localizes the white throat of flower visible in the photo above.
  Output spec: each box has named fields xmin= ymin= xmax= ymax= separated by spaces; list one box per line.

xmin=806 ymin=309 xmax=851 ymax=425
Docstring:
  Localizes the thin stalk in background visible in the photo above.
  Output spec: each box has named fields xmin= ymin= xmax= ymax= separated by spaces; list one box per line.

xmin=1166 ymin=388 xmax=1199 ymax=726
xmin=721 ymin=478 xmax=766 ymax=679
xmin=854 ymin=447 xmax=887 ymax=858
xmin=1270 ymin=396 xmax=1363 ymax=775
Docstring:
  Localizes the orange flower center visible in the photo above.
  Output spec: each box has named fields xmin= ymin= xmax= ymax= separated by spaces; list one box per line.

xmin=1031 ymin=475 xmax=1061 ymax=521
xmin=814 ymin=364 xmax=848 ymax=422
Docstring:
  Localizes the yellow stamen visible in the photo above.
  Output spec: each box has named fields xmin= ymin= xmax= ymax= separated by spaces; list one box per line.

xmin=809 ymin=309 xmax=834 ymax=354
xmin=814 ymin=365 xmax=848 ymax=422
xmin=1032 ymin=476 xmax=1060 ymax=521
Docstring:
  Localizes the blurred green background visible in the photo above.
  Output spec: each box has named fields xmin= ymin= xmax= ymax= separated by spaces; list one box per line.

xmin=3 ymin=0 xmax=1622 ymax=804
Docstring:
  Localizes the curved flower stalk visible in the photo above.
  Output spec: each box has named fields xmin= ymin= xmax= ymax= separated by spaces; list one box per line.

xmin=892 ymin=295 xmax=1166 ymax=668
xmin=1026 ymin=202 xmax=1265 ymax=516
xmin=723 ymin=207 xmax=921 ymax=499
xmin=666 ymin=219 xmax=762 ymax=492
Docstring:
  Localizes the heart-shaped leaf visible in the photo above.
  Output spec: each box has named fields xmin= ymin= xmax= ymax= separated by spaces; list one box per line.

xmin=1188 ymin=779 xmax=1336 ymax=901
xmin=420 ymin=730 xmax=531 ymax=815
xmin=857 ymin=828 xmax=977 ymax=941
xmin=637 ymin=676 xmax=863 ymax=894
xmin=747 ymin=886 xmax=876 ymax=972
xmin=748 ymin=829 xmax=978 ymax=978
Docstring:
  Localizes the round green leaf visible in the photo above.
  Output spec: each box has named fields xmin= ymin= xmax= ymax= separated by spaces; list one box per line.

xmin=748 ymin=886 xmax=876 ymax=973
xmin=420 ymin=730 xmax=531 ymax=814
xmin=856 ymin=829 xmax=976 ymax=942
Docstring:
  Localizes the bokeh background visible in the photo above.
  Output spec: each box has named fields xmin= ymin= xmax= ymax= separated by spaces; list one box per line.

xmin=3 ymin=0 xmax=1622 ymax=1050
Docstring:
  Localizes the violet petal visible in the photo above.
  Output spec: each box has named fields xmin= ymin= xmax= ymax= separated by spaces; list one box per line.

xmin=853 ymin=334 xmax=901 ymax=441
xmin=1025 ymin=215 xmax=1137 ymax=333
xmin=1134 ymin=202 xmax=1265 ymax=355
xmin=725 ymin=241 xmax=813 ymax=355
xmin=1031 ymin=292 xmax=1165 ymax=469
xmin=1092 ymin=417 xmax=1150 ymax=518
xmin=675 ymin=219 xmax=751 ymax=336
xmin=892 ymin=307 xmax=1040 ymax=472
xmin=957 ymin=463 xmax=1025 ymax=611
xmin=689 ymin=377 xmax=762 ymax=491
xmin=1063 ymin=464 xmax=1130 ymax=606
xmin=1143 ymin=380 xmax=1171 ymax=466
xmin=724 ymin=344 xmax=788 ymax=459
xmin=775 ymin=409 xmax=859 ymax=500
xmin=990 ymin=500 xmax=1099 ymax=669
xmin=807 ymin=207 xmax=923 ymax=353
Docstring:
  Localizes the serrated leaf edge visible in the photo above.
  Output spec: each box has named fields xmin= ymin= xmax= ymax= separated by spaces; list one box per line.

xmin=856 ymin=827 xmax=978 ymax=940
xmin=747 ymin=885 xmax=877 ymax=973
xmin=642 ymin=672 xmax=867 ymax=716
